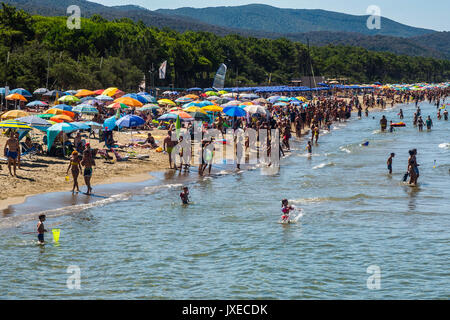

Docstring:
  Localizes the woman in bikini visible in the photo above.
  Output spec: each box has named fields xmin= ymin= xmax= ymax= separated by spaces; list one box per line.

xmin=66 ymin=150 xmax=82 ymax=194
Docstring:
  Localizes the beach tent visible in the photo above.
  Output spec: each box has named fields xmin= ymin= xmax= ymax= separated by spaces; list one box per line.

xmin=46 ymin=122 xmax=78 ymax=151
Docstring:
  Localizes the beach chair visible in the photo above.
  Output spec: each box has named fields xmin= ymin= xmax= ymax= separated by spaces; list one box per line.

xmin=21 ymin=142 xmax=39 ymax=160
xmin=111 ymin=148 xmax=129 ymax=162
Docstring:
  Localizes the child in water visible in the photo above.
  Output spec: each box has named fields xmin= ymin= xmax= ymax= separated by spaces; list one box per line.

xmin=180 ymin=186 xmax=190 ymax=205
xmin=281 ymin=199 xmax=294 ymax=222
xmin=387 ymin=153 xmax=395 ymax=174
xmin=37 ymin=214 xmax=48 ymax=244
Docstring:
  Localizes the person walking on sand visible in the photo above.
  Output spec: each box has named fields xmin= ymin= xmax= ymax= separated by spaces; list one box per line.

xmin=66 ymin=150 xmax=82 ymax=194
xmin=4 ymin=132 xmax=20 ymax=176
xmin=81 ymin=143 xmax=95 ymax=195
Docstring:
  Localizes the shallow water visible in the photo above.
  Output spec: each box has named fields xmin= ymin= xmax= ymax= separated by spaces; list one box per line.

xmin=1 ymin=101 xmax=449 ymax=299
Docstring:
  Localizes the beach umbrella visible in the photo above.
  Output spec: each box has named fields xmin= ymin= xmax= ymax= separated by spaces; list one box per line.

xmin=267 ymin=96 xmax=281 ymax=103
xmin=45 ymin=108 xmax=75 ymax=118
xmin=103 ymin=116 xmax=118 ymax=131
xmin=202 ymin=105 xmax=223 ymax=112
xmin=207 ymin=96 xmax=220 ymax=101
xmin=223 ymin=106 xmax=247 ymax=117
xmin=58 ymin=95 xmax=80 ymax=103
xmin=93 ymin=89 xmax=104 ymax=95
xmin=184 ymin=106 xmax=207 ymax=114
xmin=222 ymin=93 xmax=238 ymax=98
xmin=72 ymin=105 xmax=99 ymax=114
xmin=218 ymin=90 xmax=228 ymax=95
xmin=37 ymin=113 xmax=54 ymax=119
xmin=75 ymin=89 xmax=96 ymax=97
xmin=1 ymin=110 xmax=30 ymax=120
xmin=138 ymin=104 xmax=160 ymax=112
xmin=84 ymin=121 xmax=102 ymax=129
xmin=138 ymin=94 xmax=157 ymax=103
xmin=6 ymin=93 xmax=27 ymax=102
xmin=240 ymin=101 xmax=254 ymax=106
xmin=106 ymin=102 xmax=130 ymax=110
xmin=158 ymin=113 xmax=193 ymax=121
xmin=50 ymin=115 xmax=74 ymax=123
xmin=187 ymin=87 xmax=202 ymax=92
xmin=187 ymin=112 xmax=210 ymax=121
xmin=169 ymin=110 xmax=194 ymax=119
xmin=176 ymin=97 xmax=194 ymax=103
xmin=71 ymin=122 xmax=91 ymax=130
xmin=252 ymin=98 xmax=269 ymax=104
xmin=102 ymin=87 xmax=119 ymax=97
xmin=273 ymin=102 xmax=289 ymax=106
xmin=205 ymin=91 xmax=219 ymax=96
xmin=115 ymin=115 xmax=145 ymax=128
xmin=122 ymin=93 xmax=148 ymax=104
xmin=296 ymin=96 xmax=308 ymax=102
xmin=244 ymin=105 xmax=269 ymax=115
xmin=10 ymin=88 xmax=32 ymax=97
xmin=222 ymin=100 xmax=241 ymax=107
xmin=65 ymin=90 xmax=78 ymax=95
xmin=95 ymin=95 xmax=114 ymax=102
xmin=33 ymin=88 xmax=49 ymax=95
xmin=53 ymin=104 xmax=73 ymax=111
xmin=0 ymin=120 xmax=32 ymax=130
xmin=114 ymin=96 xmax=143 ymax=107
xmin=240 ymin=93 xmax=259 ymax=99
xmin=195 ymin=101 xmax=214 ymax=107
xmin=17 ymin=115 xmax=52 ymax=130
xmin=216 ymin=97 xmax=233 ymax=105
xmin=43 ymin=90 xmax=66 ymax=97
xmin=26 ymin=100 xmax=48 ymax=107
xmin=158 ymin=99 xmax=176 ymax=106
xmin=185 ymin=94 xmax=199 ymax=100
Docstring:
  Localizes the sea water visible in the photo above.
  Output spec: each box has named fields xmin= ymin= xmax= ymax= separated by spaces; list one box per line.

xmin=1 ymin=101 xmax=449 ymax=299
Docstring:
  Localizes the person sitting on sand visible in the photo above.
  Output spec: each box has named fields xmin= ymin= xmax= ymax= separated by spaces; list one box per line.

xmin=66 ymin=150 xmax=82 ymax=194
xmin=139 ymin=133 xmax=158 ymax=149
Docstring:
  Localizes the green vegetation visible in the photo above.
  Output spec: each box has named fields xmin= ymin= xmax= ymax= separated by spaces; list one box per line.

xmin=1 ymin=4 xmax=449 ymax=91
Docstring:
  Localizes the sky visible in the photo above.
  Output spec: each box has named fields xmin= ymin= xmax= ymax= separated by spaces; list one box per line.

xmin=90 ymin=0 xmax=449 ymax=31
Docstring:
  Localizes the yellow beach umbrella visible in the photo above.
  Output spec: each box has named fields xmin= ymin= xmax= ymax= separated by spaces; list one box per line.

xmin=218 ymin=90 xmax=228 ymax=95
xmin=296 ymin=96 xmax=308 ymax=102
xmin=6 ymin=93 xmax=27 ymax=102
xmin=114 ymin=97 xmax=143 ymax=107
xmin=75 ymin=89 xmax=96 ymax=97
xmin=1 ymin=110 xmax=30 ymax=120
xmin=184 ymin=94 xmax=199 ymax=99
xmin=103 ymin=87 xmax=119 ymax=97
xmin=202 ymin=105 xmax=223 ymax=112
xmin=158 ymin=99 xmax=176 ymax=106
xmin=0 ymin=120 xmax=32 ymax=130
xmin=184 ymin=106 xmax=207 ymax=114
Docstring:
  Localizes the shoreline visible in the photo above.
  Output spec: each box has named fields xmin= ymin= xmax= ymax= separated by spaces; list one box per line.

xmin=0 ymin=99 xmax=405 ymax=213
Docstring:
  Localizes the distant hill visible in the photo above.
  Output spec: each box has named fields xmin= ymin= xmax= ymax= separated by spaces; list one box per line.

xmin=4 ymin=0 xmax=449 ymax=60
xmin=157 ymin=4 xmax=435 ymax=38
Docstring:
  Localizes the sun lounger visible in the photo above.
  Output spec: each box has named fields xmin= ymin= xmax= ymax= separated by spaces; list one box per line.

xmin=127 ymin=150 xmax=149 ymax=160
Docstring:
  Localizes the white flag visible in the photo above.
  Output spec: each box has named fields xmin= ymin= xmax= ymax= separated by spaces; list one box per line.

xmin=213 ymin=63 xmax=227 ymax=89
xmin=159 ymin=61 xmax=167 ymax=79
xmin=139 ymin=75 xmax=146 ymax=91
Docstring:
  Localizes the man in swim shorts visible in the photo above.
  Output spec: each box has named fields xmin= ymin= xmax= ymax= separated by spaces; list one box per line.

xmin=163 ymin=130 xmax=178 ymax=170
xmin=387 ymin=153 xmax=395 ymax=174
xmin=4 ymin=132 xmax=20 ymax=176
xmin=380 ymin=115 xmax=387 ymax=132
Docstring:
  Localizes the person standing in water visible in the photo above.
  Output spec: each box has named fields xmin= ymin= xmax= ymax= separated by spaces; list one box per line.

xmin=426 ymin=116 xmax=433 ymax=131
xmin=444 ymin=109 xmax=449 ymax=121
xmin=417 ymin=116 xmax=424 ymax=131
xmin=398 ymin=109 xmax=404 ymax=119
xmin=163 ymin=131 xmax=178 ymax=170
xmin=387 ymin=153 xmax=395 ymax=174
xmin=380 ymin=115 xmax=387 ymax=132
xmin=281 ymin=199 xmax=294 ymax=222
xmin=37 ymin=214 xmax=48 ymax=244
xmin=306 ymin=140 xmax=312 ymax=155
xmin=180 ymin=186 xmax=190 ymax=205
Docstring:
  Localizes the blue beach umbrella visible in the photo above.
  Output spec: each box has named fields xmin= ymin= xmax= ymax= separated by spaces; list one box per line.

xmin=123 ymin=93 xmax=148 ymax=104
xmin=103 ymin=116 xmax=118 ymax=131
xmin=11 ymin=88 xmax=32 ymax=97
xmin=26 ymin=100 xmax=48 ymax=107
xmin=223 ymin=106 xmax=247 ymax=117
xmin=115 ymin=115 xmax=145 ymax=128
xmin=71 ymin=122 xmax=91 ymax=130
xmin=72 ymin=105 xmax=99 ymax=114
xmin=52 ymin=104 xmax=73 ymax=111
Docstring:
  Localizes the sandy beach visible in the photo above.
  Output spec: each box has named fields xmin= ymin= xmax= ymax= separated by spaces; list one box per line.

xmin=0 ymin=128 xmax=170 ymax=210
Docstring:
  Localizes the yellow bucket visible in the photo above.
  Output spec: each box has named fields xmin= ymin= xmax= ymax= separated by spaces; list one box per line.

xmin=52 ymin=229 xmax=60 ymax=242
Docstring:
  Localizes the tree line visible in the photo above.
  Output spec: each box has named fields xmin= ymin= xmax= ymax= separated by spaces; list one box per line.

xmin=0 ymin=3 xmax=449 ymax=91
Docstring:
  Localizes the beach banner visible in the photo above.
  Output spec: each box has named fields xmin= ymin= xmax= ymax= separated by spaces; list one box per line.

xmin=159 ymin=61 xmax=167 ymax=79
xmin=213 ymin=63 xmax=227 ymax=90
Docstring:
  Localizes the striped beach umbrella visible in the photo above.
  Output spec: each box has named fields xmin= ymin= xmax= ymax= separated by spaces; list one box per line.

xmin=0 ymin=120 xmax=33 ymax=130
